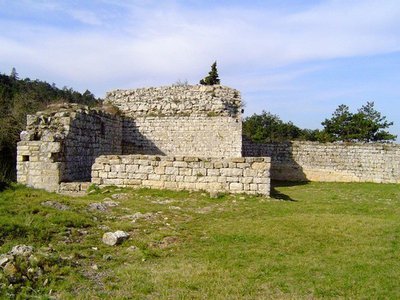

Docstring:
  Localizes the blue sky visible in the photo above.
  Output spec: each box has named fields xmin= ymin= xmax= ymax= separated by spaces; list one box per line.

xmin=1 ymin=0 xmax=399 ymax=141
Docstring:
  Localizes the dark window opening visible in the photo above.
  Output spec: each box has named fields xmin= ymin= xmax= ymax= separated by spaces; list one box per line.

xmin=22 ymin=155 xmax=29 ymax=162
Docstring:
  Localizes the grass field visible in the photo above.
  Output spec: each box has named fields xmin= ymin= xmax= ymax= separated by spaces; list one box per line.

xmin=0 ymin=181 xmax=399 ymax=299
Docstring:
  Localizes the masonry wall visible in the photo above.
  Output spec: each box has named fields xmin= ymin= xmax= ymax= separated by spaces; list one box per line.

xmin=242 ymin=140 xmax=400 ymax=183
xmin=92 ymin=155 xmax=270 ymax=195
xmin=106 ymin=85 xmax=242 ymax=157
xmin=122 ymin=116 xmax=241 ymax=156
xmin=17 ymin=104 xmax=122 ymax=191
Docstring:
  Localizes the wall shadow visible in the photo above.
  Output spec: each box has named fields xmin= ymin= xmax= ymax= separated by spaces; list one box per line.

xmin=0 ymin=181 xmax=10 ymax=192
xmin=242 ymin=137 xmax=308 ymax=182
xmin=60 ymin=114 xmax=165 ymax=183
xmin=122 ymin=118 xmax=165 ymax=155
xmin=270 ymin=180 xmax=309 ymax=202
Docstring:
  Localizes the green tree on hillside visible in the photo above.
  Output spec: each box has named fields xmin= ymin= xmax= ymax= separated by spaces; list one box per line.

xmin=200 ymin=61 xmax=220 ymax=85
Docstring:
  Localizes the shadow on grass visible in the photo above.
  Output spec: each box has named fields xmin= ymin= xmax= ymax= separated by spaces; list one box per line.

xmin=270 ymin=180 xmax=310 ymax=202
xmin=0 ymin=181 xmax=10 ymax=192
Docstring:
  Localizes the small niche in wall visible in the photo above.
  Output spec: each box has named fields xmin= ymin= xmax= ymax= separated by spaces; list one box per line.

xmin=100 ymin=122 xmax=105 ymax=137
xmin=33 ymin=133 xmax=41 ymax=141
xmin=22 ymin=155 xmax=29 ymax=162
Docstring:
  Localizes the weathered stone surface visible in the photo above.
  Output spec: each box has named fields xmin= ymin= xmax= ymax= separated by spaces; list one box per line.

xmin=0 ymin=255 xmax=11 ymax=267
xmin=92 ymin=155 xmax=271 ymax=196
xmin=88 ymin=202 xmax=108 ymax=211
xmin=102 ymin=231 xmax=130 ymax=246
xmin=243 ymin=140 xmax=400 ymax=183
xmin=10 ymin=245 xmax=34 ymax=257
xmin=3 ymin=262 xmax=18 ymax=277
xmin=17 ymin=104 xmax=123 ymax=192
xmin=41 ymin=200 xmax=70 ymax=211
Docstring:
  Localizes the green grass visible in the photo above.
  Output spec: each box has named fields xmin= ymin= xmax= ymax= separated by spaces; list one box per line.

xmin=0 ymin=182 xmax=399 ymax=299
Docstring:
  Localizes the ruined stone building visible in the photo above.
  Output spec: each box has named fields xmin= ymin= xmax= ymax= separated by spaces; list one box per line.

xmin=17 ymin=85 xmax=271 ymax=195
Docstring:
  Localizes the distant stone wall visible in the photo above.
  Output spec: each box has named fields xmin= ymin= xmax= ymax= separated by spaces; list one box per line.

xmin=17 ymin=104 xmax=122 ymax=191
xmin=243 ymin=140 xmax=400 ymax=183
xmin=92 ymin=155 xmax=270 ymax=195
xmin=106 ymin=85 xmax=242 ymax=157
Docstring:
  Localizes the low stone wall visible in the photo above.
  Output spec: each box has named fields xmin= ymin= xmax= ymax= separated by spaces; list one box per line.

xmin=91 ymin=155 xmax=270 ymax=195
xmin=242 ymin=140 xmax=400 ymax=183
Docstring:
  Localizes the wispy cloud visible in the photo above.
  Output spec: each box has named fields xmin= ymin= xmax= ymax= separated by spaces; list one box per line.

xmin=1 ymin=0 xmax=400 ymax=90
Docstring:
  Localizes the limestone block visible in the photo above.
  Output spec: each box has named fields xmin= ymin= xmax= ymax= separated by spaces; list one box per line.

xmin=226 ymin=176 xmax=240 ymax=182
xmin=241 ymin=177 xmax=253 ymax=184
xmin=221 ymin=168 xmax=242 ymax=177
xmin=142 ymin=180 xmax=164 ymax=188
xmin=251 ymin=162 xmax=268 ymax=170
xmin=124 ymin=179 xmax=142 ymax=185
xmin=103 ymin=178 xmax=124 ymax=185
xmin=229 ymin=182 xmax=243 ymax=191
xmin=165 ymin=167 xmax=179 ymax=175
xmin=148 ymin=174 xmax=161 ymax=181
xmin=207 ymin=169 xmax=220 ymax=176
xmin=92 ymin=163 xmax=104 ymax=171
xmin=138 ymin=165 xmax=154 ymax=174
xmin=179 ymin=168 xmax=192 ymax=176
xmin=164 ymin=181 xmax=178 ymax=190
xmin=230 ymin=157 xmax=245 ymax=163
xmin=126 ymin=165 xmax=139 ymax=172
xmin=102 ymin=231 xmax=129 ymax=246
xmin=173 ymin=161 xmax=188 ymax=168
xmin=184 ymin=176 xmax=197 ymax=183
xmin=154 ymin=166 xmax=165 ymax=174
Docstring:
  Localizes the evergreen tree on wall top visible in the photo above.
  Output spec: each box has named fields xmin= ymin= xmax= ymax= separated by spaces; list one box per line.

xmin=200 ymin=61 xmax=220 ymax=85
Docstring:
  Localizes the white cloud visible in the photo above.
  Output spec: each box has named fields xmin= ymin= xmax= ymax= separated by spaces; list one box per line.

xmin=0 ymin=0 xmax=400 ymax=97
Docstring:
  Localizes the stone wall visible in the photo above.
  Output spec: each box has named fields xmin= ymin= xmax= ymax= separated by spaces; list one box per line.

xmin=106 ymin=85 xmax=242 ymax=157
xmin=122 ymin=116 xmax=241 ymax=157
xmin=17 ymin=104 xmax=122 ymax=191
xmin=243 ymin=139 xmax=400 ymax=183
xmin=92 ymin=155 xmax=270 ymax=195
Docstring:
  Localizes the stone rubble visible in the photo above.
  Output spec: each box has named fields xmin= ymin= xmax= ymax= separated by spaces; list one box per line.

xmin=102 ymin=231 xmax=130 ymax=246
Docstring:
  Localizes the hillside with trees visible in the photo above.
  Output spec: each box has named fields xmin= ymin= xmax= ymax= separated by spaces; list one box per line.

xmin=0 ymin=69 xmax=99 ymax=182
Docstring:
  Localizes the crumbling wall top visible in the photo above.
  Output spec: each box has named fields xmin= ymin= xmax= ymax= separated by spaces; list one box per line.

xmin=105 ymin=85 xmax=242 ymax=118
xmin=21 ymin=103 xmax=120 ymax=142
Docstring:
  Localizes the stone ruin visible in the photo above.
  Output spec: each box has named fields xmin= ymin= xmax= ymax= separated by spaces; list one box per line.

xmin=17 ymin=84 xmax=400 ymax=195
xmin=17 ymin=85 xmax=271 ymax=196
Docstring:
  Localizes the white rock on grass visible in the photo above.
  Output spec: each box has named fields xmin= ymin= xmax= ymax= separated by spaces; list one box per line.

xmin=10 ymin=245 xmax=34 ymax=257
xmin=102 ymin=231 xmax=129 ymax=246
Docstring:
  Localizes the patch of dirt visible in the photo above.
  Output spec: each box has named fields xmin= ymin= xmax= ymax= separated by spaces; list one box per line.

xmin=149 ymin=236 xmax=179 ymax=249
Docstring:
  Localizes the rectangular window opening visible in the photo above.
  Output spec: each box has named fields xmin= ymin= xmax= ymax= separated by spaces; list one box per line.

xmin=22 ymin=155 xmax=30 ymax=162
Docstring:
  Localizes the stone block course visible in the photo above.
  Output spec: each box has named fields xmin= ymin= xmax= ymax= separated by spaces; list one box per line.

xmin=92 ymin=155 xmax=271 ymax=196
xmin=243 ymin=139 xmax=400 ymax=183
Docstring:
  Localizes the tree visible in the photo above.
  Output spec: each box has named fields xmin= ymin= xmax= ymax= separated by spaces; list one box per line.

xmin=199 ymin=61 xmax=220 ymax=85
xmin=321 ymin=102 xmax=396 ymax=142
xmin=353 ymin=101 xmax=396 ymax=142
xmin=321 ymin=104 xmax=354 ymax=142
xmin=243 ymin=111 xmax=307 ymax=143
xmin=10 ymin=67 xmax=19 ymax=80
